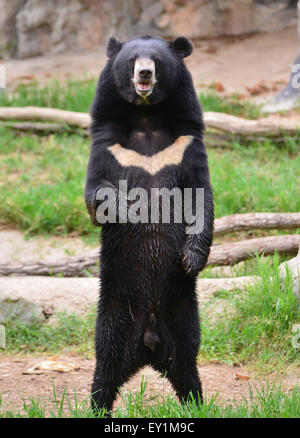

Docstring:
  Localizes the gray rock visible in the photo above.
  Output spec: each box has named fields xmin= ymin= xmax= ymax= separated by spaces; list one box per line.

xmin=0 ymin=0 xmax=22 ymax=58
xmin=139 ymin=1 xmax=164 ymax=25
xmin=0 ymin=295 xmax=45 ymax=325
xmin=262 ymin=49 xmax=300 ymax=113
xmin=0 ymin=276 xmax=99 ymax=316
xmin=16 ymin=0 xmax=83 ymax=58
xmin=154 ymin=13 xmax=170 ymax=30
xmin=0 ymin=276 xmax=256 ymax=320
xmin=0 ymin=0 xmax=297 ymax=59
xmin=0 ymin=324 xmax=5 ymax=349
xmin=279 ymin=245 xmax=300 ymax=303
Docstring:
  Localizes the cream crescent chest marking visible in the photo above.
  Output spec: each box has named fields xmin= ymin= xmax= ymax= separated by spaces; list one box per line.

xmin=108 ymin=135 xmax=194 ymax=175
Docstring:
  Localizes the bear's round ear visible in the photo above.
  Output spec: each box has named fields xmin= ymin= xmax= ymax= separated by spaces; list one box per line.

xmin=106 ymin=37 xmax=122 ymax=58
xmin=171 ymin=37 xmax=193 ymax=58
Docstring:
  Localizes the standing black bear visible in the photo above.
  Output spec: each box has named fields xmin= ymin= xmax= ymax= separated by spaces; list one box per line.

xmin=85 ymin=35 xmax=214 ymax=413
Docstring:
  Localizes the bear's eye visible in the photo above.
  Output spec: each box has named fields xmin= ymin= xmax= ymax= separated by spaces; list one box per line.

xmin=154 ymin=58 xmax=160 ymax=66
xmin=129 ymin=57 xmax=135 ymax=66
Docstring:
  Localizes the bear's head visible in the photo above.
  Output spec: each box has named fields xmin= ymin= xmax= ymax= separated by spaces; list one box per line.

xmin=106 ymin=35 xmax=193 ymax=105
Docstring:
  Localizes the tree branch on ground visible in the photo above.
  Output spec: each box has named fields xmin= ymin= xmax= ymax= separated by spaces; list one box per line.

xmin=214 ymin=212 xmax=300 ymax=236
xmin=1 ymin=107 xmax=300 ymax=138
xmin=0 ymin=235 xmax=299 ymax=276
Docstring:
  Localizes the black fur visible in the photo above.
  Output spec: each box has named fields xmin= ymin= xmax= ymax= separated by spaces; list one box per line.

xmin=85 ymin=36 xmax=214 ymax=414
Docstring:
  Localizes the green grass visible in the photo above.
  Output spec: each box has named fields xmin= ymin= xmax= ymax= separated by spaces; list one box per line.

xmin=0 ymin=77 xmax=261 ymax=118
xmin=199 ymin=254 xmax=292 ymax=279
xmin=201 ymin=254 xmax=300 ymax=371
xmin=209 ymin=142 xmax=300 ymax=218
xmin=199 ymin=91 xmax=261 ymax=119
xmin=0 ymin=380 xmax=299 ymax=418
xmin=0 ymin=78 xmax=297 ymax=235
xmin=0 ymin=127 xmax=299 ymax=236
xmin=0 ymin=78 xmax=97 ymax=113
xmin=4 ymin=307 xmax=96 ymax=355
xmin=0 ymin=129 xmax=94 ymax=235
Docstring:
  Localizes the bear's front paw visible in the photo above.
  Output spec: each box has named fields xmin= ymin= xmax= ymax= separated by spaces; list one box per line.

xmin=94 ymin=183 xmax=119 ymax=224
xmin=85 ymin=182 xmax=118 ymax=226
xmin=182 ymin=244 xmax=208 ymax=276
xmin=86 ymin=199 xmax=99 ymax=226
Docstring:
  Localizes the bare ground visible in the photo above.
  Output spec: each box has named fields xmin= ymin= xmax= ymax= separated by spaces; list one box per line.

xmin=0 ymin=353 xmax=299 ymax=415
xmin=0 ymin=229 xmax=96 ymax=264
xmin=2 ymin=27 xmax=299 ymax=97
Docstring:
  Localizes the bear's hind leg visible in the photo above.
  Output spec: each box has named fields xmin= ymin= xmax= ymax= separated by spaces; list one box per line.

xmin=91 ymin=360 xmax=139 ymax=415
xmin=166 ymin=360 xmax=203 ymax=406
xmin=157 ymin=293 xmax=203 ymax=407
xmin=91 ymin=301 xmax=140 ymax=415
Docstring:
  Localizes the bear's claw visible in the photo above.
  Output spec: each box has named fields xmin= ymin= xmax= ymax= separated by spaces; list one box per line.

xmin=182 ymin=245 xmax=208 ymax=275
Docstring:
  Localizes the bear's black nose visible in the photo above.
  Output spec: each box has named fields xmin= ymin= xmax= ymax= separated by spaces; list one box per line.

xmin=139 ymin=69 xmax=153 ymax=80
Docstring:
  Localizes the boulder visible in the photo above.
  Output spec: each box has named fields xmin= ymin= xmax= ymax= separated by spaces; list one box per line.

xmin=0 ymin=0 xmax=22 ymax=58
xmin=279 ymin=245 xmax=300 ymax=302
xmin=0 ymin=276 xmax=99 ymax=317
xmin=0 ymin=294 xmax=45 ymax=325
xmin=0 ymin=275 xmax=256 ymax=320
xmin=0 ymin=0 xmax=297 ymax=59
xmin=0 ymin=324 xmax=5 ymax=349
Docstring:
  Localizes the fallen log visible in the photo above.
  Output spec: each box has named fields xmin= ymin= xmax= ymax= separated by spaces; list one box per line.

xmin=0 ymin=106 xmax=90 ymax=128
xmin=204 ymin=112 xmax=300 ymax=136
xmin=208 ymin=234 xmax=300 ymax=266
xmin=0 ymin=249 xmax=100 ymax=277
xmin=0 ymin=122 xmax=291 ymax=145
xmin=0 ymin=235 xmax=299 ymax=277
xmin=1 ymin=106 xmax=300 ymax=137
xmin=214 ymin=212 xmax=300 ymax=236
xmin=0 ymin=121 xmax=74 ymax=133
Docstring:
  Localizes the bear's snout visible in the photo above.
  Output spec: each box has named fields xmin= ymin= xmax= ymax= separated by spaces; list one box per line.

xmin=138 ymin=68 xmax=153 ymax=80
xmin=132 ymin=57 xmax=156 ymax=98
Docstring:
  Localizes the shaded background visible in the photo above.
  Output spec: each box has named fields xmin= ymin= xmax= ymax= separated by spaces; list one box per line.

xmin=0 ymin=0 xmax=298 ymax=59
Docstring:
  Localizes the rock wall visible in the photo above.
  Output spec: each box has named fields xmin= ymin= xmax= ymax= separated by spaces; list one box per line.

xmin=0 ymin=0 xmax=297 ymax=59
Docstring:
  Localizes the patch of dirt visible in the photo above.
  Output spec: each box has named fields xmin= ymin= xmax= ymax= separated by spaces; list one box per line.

xmin=0 ymin=353 xmax=299 ymax=415
xmin=2 ymin=28 xmax=298 ymax=97
xmin=0 ymin=229 xmax=96 ymax=264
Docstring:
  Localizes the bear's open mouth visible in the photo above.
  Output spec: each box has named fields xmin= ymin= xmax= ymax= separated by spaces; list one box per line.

xmin=138 ymin=82 xmax=151 ymax=91
xmin=136 ymin=81 xmax=153 ymax=95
